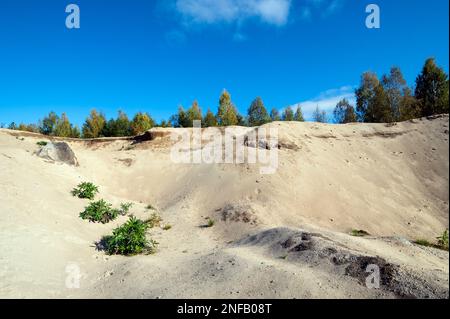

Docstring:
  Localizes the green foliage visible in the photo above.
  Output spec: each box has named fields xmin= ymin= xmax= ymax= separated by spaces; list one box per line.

xmin=119 ymin=202 xmax=133 ymax=216
xmin=8 ymin=122 xmax=17 ymax=130
xmin=414 ymin=239 xmax=433 ymax=247
xmin=282 ymin=106 xmax=294 ymax=121
xmin=144 ymin=212 xmax=162 ymax=228
xmin=294 ymin=105 xmax=305 ymax=122
xmin=350 ymin=229 xmax=370 ymax=237
xmin=82 ymin=109 xmax=106 ymax=138
xmin=247 ymin=97 xmax=271 ymax=126
xmin=79 ymin=199 xmax=119 ymax=224
xmin=312 ymin=105 xmax=328 ymax=123
xmin=399 ymin=88 xmax=421 ymax=121
xmin=415 ymin=58 xmax=449 ymax=116
xmin=103 ymin=216 xmax=158 ymax=256
xmin=36 ymin=141 xmax=48 ymax=146
xmin=130 ymin=112 xmax=154 ymax=135
xmin=163 ymin=224 xmax=172 ymax=231
xmin=18 ymin=123 xmax=39 ymax=133
xmin=54 ymin=113 xmax=77 ymax=138
xmin=333 ymin=99 xmax=357 ymax=124
xmin=186 ymin=100 xmax=203 ymax=126
xmin=437 ymin=229 xmax=449 ymax=250
xmin=146 ymin=204 xmax=155 ymax=210
xmin=39 ymin=111 xmax=59 ymax=135
xmin=206 ymin=218 xmax=215 ymax=228
xmin=270 ymin=108 xmax=281 ymax=121
xmin=382 ymin=66 xmax=408 ymax=121
xmin=203 ymin=108 xmax=218 ymax=127
xmin=217 ymin=90 xmax=239 ymax=126
xmin=414 ymin=230 xmax=448 ymax=250
xmin=103 ymin=111 xmax=132 ymax=137
xmin=71 ymin=182 xmax=99 ymax=200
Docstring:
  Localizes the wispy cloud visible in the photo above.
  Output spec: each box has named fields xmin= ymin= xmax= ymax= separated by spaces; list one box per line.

xmin=300 ymin=0 xmax=345 ymax=21
xmin=175 ymin=0 xmax=292 ymax=26
xmin=290 ymin=85 xmax=356 ymax=120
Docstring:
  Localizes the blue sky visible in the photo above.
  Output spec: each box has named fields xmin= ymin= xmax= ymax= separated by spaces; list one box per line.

xmin=0 ymin=0 xmax=448 ymax=125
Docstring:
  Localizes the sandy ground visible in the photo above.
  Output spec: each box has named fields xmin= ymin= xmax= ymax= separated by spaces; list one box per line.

xmin=0 ymin=115 xmax=448 ymax=299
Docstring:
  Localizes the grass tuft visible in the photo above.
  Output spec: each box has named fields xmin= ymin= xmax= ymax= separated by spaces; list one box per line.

xmin=350 ymin=229 xmax=370 ymax=237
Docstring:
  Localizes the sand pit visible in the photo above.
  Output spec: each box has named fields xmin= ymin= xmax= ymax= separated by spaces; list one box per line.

xmin=0 ymin=116 xmax=448 ymax=299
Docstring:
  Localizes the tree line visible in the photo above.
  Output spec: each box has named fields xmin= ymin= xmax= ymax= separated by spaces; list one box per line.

xmin=4 ymin=58 xmax=448 ymax=138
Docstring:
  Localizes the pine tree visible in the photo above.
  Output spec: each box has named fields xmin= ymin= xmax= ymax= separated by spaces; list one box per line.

xmin=248 ymin=97 xmax=271 ymax=126
xmin=355 ymin=72 xmax=379 ymax=122
xmin=54 ymin=113 xmax=73 ymax=137
xmin=187 ymin=100 xmax=203 ymax=126
xmin=294 ymin=105 xmax=305 ymax=122
xmin=415 ymin=58 xmax=449 ymax=116
xmin=312 ymin=106 xmax=328 ymax=123
xmin=217 ymin=90 xmax=238 ymax=126
xmin=270 ymin=108 xmax=281 ymax=121
xmin=203 ymin=108 xmax=217 ymax=127
xmin=130 ymin=112 xmax=154 ymax=135
xmin=282 ymin=106 xmax=294 ymax=121
xmin=82 ymin=110 xmax=106 ymax=138
xmin=102 ymin=111 xmax=131 ymax=137
xmin=39 ymin=111 xmax=59 ymax=135
xmin=399 ymin=88 xmax=421 ymax=121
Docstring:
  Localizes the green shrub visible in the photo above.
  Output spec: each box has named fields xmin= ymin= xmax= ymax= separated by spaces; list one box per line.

xmin=79 ymin=199 xmax=119 ymax=224
xmin=37 ymin=141 xmax=48 ymax=146
xmin=206 ymin=218 xmax=215 ymax=228
xmin=163 ymin=224 xmax=172 ymax=231
xmin=436 ymin=229 xmax=449 ymax=250
xmin=350 ymin=229 xmax=370 ymax=237
xmin=146 ymin=204 xmax=156 ymax=210
xmin=414 ymin=239 xmax=433 ymax=247
xmin=119 ymin=202 xmax=133 ymax=216
xmin=71 ymin=182 xmax=99 ymax=200
xmin=103 ymin=216 xmax=158 ymax=256
xmin=144 ymin=212 xmax=162 ymax=228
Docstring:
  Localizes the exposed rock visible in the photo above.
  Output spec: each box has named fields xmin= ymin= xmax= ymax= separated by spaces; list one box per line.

xmin=36 ymin=142 xmax=78 ymax=166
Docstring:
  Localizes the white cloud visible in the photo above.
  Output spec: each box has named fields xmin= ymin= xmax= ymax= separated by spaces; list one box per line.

xmin=175 ymin=0 xmax=292 ymax=26
xmin=289 ymin=85 xmax=356 ymax=121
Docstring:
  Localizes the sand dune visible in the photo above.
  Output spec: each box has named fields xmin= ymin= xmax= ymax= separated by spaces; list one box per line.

xmin=0 ymin=115 xmax=448 ymax=299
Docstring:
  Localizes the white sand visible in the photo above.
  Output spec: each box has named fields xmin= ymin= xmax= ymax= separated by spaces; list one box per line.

xmin=0 ymin=115 xmax=448 ymax=298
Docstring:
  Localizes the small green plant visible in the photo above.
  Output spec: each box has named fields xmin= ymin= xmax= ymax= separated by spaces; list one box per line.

xmin=103 ymin=216 xmax=158 ymax=256
xmin=71 ymin=182 xmax=99 ymax=200
xmin=144 ymin=212 xmax=162 ymax=228
xmin=119 ymin=202 xmax=133 ymax=216
xmin=37 ymin=141 xmax=48 ymax=146
xmin=146 ymin=204 xmax=156 ymax=210
xmin=162 ymin=224 xmax=172 ymax=231
xmin=414 ymin=239 xmax=433 ymax=247
xmin=436 ymin=229 xmax=449 ymax=250
xmin=79 ymin=199 xmax=119 ymax=224
xmin=350 ymin=229 xmax=370 ymax=237
xmin=206 ymin=218 xmax=215 ymax=228
xmin=414 ymin=230 xmax=448 ymax=251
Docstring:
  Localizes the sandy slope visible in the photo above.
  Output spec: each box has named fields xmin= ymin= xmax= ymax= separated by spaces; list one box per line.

xmin=0 ymin=116 xmax=448 ymax=299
